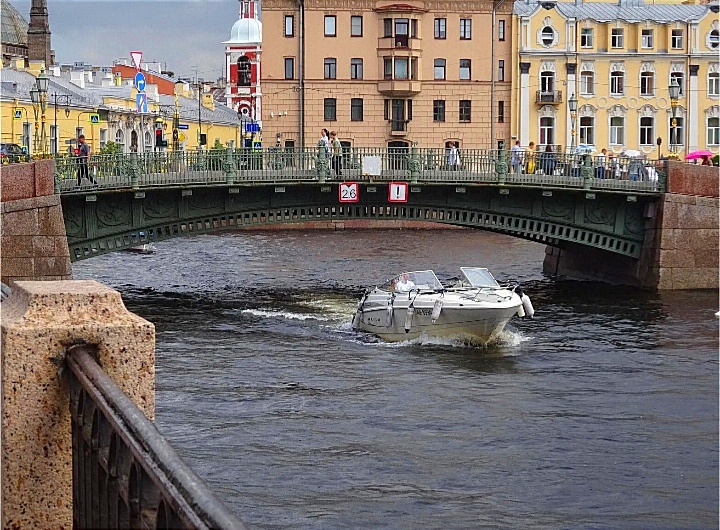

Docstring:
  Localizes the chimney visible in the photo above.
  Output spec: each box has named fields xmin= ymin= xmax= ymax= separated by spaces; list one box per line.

xmin=102 ymin=71 xmax=113 ymax=86
xmin=114 ymin=72 xmax=122 ymax=86
xmin=70 ymin=70 xmax=85 ymax=89
xmin=202 ymin=93 xmax=215 ymax=111
xmin=11 ymin=57 xmax=25 ymax=70
xmin=146 ymin=84 xmax=159 ymax=103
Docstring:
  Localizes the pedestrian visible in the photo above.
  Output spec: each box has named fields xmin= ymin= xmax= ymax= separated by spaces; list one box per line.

xmin=524 ymin=141 xmax=536 ymax=174
xmin=329 ymin=131 xmax=342 ymax=177
xmin=701 ymin=155 xmax=713 ymax=166
xmin=448 ymin=141 xmax=461 ymax=170
xmin=76 ymin=134 xmax=94 ymax=186
xmin=595 ymin=148 xmax=607 ymax=179
xmin=540 ymin=145 xmax=557 ymax=175
xmin=510 ymin=140 xmax=523 ymax=174
xmin=318 ymin=128 xmax=330 ymax=155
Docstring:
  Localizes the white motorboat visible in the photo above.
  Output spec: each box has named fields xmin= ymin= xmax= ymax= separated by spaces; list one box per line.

xmin=124 ymin=243 xmax=156 ymax=254
xmin=352 ymin=268 xmax=534 ymax=345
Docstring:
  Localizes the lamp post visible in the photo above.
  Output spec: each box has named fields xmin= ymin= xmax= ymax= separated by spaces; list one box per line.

xmin=173 ymin=81 xmax=182 ymax=152
xmin=568 ymin=92 xmax=578 ymax=153
xmin=30 ymin=68 xmax=49 ymax=156
xmin=668 ymin=78 xmax=681 ymax=160
xmin=51 ymin=94 xmax=72 ymax=155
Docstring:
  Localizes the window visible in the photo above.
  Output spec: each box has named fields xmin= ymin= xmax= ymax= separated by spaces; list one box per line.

xmin=324 ymin=58 xmax=336 ymax=79
xmin=384 ymin=18 xmax=392 ymax=37
xmin=351 ymin=98 xmax=363 ymax=121
xmin=395 ymin=18 xmax=409 ymax=47
xmin=238 ymin=57 xmax=251 ymax=86
xmin=324 ymin=98 xmax=336 ymax=121
xmin=540 ymin=71 xmax=554 ymax=92
xmin=579 ymin=116 xmax=594 ymax=145
xmin=114 ymin=129 xmax=124 ymax=146
xmin=670 ymin=72 xmax=684 ymax=96
xmin=459 ymin=59 xmax=471 ymax=80
xmin=708 ymin=117 xmax=720 ymax=145
xmin=498 ymin=20 xmax=506 ymax=41
xmin=539 ymin=117 xmax=554 ymax=145
xmin=498 ymin=101 xmax=505 ymax=123
xmin=671 ymin=29 xmax=683 ymax=49
xmin=411 ymin=19 xmax=418 ymax=38
xmin=611 ymin=28 xmax=624 ymax=48
xmin=411 ymin=57 xmax=418 ymax=80
xmin=284 ymin=57 xmax=294 ymax=80
xmin=284 ymin=15 xmax=294 ymax=37
xmin=434 ymin=59 xmax=446 ymax=80
xmin=709 ymin=72 xmax=719 ymax=97
xmin=641 ymin=29 xmax=654 ymax=49
xmin=433 ymin=100 xmax=445 ymax=122
xmin=384 ymin=58 xmax=392 ymax=79
xmin=610 ymin=71 xmax=624 ymax=95
xmin=350 ymin=58 xmax=363 ymax=80
xmin=324 ymin=15 xmax=336 ymax=37
xmin=640 ymin=116 xmax=654 ymax=145
xmin=610 ymin=116 xmax=624 ymax=145
xmin=459 ymin=100 xmax=471 ymax=122
xmin=498 ymin=60 xmax=505 ymax=82
xmin=580 ymin=70 xmax=594 ymax=95
xmin=710 ymin=30 xmax=720 ymax=50
xmin=460 ymin=18 xmax=472 ymax=40
xmin=50 ymin=125 xmax=57 ymax=154
xmin=541 ymin=26 xmax=554 ymax=46
xmin=670 ymin=116 xmax=685 ymax=146
xmin=580 ymin=28 xmax=593 ymax=48
xmin=351 ymin=16 xmax=362 ymax=37
xmin=434 ymin=18 xmax=446 ymax=39
xmin=640 ymin=71 xmax=654 ymax=96
xmin=394 ymin=57 xmax=408 ymax=79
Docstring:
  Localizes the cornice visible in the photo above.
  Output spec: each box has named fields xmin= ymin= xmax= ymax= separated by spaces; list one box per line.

xmin=263 ymin=0 xmax=504 ymax=12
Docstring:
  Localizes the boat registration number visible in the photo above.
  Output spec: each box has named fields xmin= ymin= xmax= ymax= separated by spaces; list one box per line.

xmin=415 ymin=309 xmax=432 ymax=316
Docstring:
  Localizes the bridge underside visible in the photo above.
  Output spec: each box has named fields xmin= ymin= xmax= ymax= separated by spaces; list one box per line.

xmin=62 ymin=183 xmax=652 ymax=263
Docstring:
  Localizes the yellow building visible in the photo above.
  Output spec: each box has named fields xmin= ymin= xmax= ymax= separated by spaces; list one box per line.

xmin=1 ymin=61 xmax=241 ymax=156
xmin=511 ymin=0 xmax=719 ymax=157
xmin=261 ymin=0 xmax=514 ymax=149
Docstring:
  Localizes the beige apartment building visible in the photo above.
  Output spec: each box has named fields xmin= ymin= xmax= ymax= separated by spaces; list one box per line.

xmin=261 ymin=0 xmax=513 ymax=150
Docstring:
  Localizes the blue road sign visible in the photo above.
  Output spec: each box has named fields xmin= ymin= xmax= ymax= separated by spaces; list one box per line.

xmin=136 ymin=93 xmax=148 ymax=113
xmin=245 ymin=123 xmax=260 ymax=133
xmin=177 ymin=124 xmax=189 ymax=130
xmin=134 ymin=72 xmax=146 ymax=92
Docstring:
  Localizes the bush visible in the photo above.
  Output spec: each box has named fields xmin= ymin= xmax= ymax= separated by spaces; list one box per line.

xmin=99 ymin=141 xmax=122 ymax=155
xmin=712 ymin=155 xmax=719 ymax=167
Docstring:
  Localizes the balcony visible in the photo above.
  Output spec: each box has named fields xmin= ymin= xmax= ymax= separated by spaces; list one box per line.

xmin=390 ymin=119 xmax=408 ymax=136
xmin=377 ymin=80 xmax=422 ymax=96
xmin=535 ymin=90 xmax=563 ymax=104
xmin=377 ymin=36 xmax=422 ymax=51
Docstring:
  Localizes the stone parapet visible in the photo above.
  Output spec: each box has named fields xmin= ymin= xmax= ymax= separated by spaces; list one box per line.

xmin=0 ymin=159 xmax=55 ymax=202
xmin=666 ymin=161 xmax=719 ymax=198
xmin=0 ymin=280 xmax=156 ymax=529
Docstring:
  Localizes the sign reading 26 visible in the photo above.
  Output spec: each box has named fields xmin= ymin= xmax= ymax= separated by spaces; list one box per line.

xmin=339 ymin=182 xmax=359 ymax=203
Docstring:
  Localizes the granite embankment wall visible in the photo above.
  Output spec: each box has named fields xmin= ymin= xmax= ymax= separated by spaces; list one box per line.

xmin=0 ymin=160 xmax=72 ymax=286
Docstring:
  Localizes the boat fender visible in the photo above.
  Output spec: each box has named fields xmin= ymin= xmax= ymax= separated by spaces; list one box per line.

xmin=385 ymin=299 xmax=394 ymax=328
xmin=516 ymin=303 xmax=526 ymax=318
xmin=521 ymin=293 xmax=534 ymax=319
xmin=431 ymin=298 xmax=443 ymax=323
xmin=352 ymin=310 xmax=361 ymax=329
xmin=404 ymin=303 xmax=415 ymax=333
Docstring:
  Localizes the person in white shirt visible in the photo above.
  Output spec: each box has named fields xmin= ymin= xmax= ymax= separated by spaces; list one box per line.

xmin=395 ymin=273 xmax=415 ymax=292
xmin=510 ymin=140 xmax=523 ymax=174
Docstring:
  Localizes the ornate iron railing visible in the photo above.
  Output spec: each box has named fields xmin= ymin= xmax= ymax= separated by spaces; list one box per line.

xmin=53 ymin=147 xmax=667 ymax=195
xmin=67 ymin=343 xmax=246 ymax=529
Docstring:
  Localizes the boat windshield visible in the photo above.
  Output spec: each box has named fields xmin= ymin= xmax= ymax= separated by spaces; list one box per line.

xmin=460 ymin=267 xmax=500 ymax=288
xmin=382 ymin=270 xmax=443 ymax=292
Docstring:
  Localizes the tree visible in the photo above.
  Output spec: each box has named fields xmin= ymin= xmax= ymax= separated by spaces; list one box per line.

xmin=99 ymin=141 xmax=122 ymax=155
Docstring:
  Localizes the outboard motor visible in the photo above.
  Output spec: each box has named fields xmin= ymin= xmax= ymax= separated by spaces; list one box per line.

xmin=431 ymin=298 xmax=443 ymax=323
xmin=404 ymin=303 xmax=415 ymax=333
xmin=385 ymin=297 xmax=394 ymax=327
xmin=516 ymin=287 xmax=535 ymax=319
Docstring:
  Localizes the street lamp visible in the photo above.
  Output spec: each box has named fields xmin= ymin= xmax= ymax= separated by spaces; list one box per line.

xmin=668 ymin=78 xmax=681 ymax=160
xmin=51 ymin=94 xmax=72 ymax=155
xmin=568 ymin=92 xmax=578 ymax=153
xmin=30 ymin=68 xmax=49 ymax=156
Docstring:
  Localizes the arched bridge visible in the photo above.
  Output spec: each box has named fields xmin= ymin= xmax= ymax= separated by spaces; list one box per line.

xmin=56 ymin=148 xmax=665 ymax=263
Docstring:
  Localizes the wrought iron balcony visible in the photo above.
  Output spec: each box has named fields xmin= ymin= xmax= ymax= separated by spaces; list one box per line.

xmin=535 ymin=90 xmax=563 ymax=104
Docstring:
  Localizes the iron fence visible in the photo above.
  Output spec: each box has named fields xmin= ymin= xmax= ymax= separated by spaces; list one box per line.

xmin=67 ymin=343 xmax=247 ymax=529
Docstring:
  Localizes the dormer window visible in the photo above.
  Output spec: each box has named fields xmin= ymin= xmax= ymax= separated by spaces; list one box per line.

xmin=541 ymin=26 xmax=554 ymax=46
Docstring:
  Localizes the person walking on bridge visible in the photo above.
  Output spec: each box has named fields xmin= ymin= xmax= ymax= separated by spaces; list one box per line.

xmin=76 ymin=134 xmax=94 ymax=186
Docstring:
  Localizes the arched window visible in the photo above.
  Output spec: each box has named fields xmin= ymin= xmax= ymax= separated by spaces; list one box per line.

xmin=238 ymin=56 xmax=251 ymax=87
xmin=115 ymin=129 xmax=124 ymax=146
xmin=144 ymin=131 xmax=152 ymax=148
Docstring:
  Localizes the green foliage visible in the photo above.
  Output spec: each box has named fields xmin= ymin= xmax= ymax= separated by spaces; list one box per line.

xmin=211 ymin=139 xmax=224 ymax=151
xmin=712 ymin=155 xmax=719 ymax=166
xmin=99 ymin=141 xmax=122 ymax=155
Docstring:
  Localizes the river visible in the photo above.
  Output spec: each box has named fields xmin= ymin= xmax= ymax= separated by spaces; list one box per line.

xmin=73 ymin=229 xmax=718 ymax=530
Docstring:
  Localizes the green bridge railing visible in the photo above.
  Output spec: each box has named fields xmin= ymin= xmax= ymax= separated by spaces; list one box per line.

xmin=53 ymin=147 xmax=668 ymax=195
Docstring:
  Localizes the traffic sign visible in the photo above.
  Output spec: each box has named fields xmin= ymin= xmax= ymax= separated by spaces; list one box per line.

xmin=13 ymin=109 xmax=22 ymax=119
xmin=339 ymin=182 xmax=359 ymax=203
xmin=136 ymin=93 xmax=147 ymax=113
xmin=388 ymin=181 xmax=408 ymax=203
xmin=177 ymin=124 xmax=189 ymax=130
xmin=178 ymin=132 xmax=187 ymax=143
xmin=130 ymin=51 xmax=143 ymax=70
xmin=245 ymin=123 xmax=260 ymax=133
xmin=89 ymin=114 xmax=100 ymax=124
xmin=134 ymin=72 xmax=146 ymax=92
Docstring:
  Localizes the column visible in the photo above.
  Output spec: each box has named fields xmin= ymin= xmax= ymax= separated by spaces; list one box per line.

xmin=688 ymin=64 xmax=699 ymax=152
xmin=520 ymin=62 xmax=531 ymax=147
xmin=566 ymin=63 xmax=577 ymax=150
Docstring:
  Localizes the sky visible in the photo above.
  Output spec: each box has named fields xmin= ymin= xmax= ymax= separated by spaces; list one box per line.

xmin=14 ymin=0 xmax=242 ymax=80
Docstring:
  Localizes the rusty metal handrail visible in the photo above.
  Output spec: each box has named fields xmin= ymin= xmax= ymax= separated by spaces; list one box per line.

xmin=67 ymin=344 xmax=247 ymax=529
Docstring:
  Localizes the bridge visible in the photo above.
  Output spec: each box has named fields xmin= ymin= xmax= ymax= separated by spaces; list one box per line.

xmin=54 ymin=148 xmax=664 ymax=269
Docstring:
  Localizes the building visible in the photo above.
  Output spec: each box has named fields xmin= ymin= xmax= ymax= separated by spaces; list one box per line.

xmin=1 ymin=0 xmax=54 ymax=67
xmin=260 ymin=0 xmax=513 ymax=149
xmin=511 ymin=0 xmax=719 ymax=157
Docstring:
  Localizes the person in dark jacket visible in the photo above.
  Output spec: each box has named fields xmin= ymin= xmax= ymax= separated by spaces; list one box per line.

xmin=539 ymin=145 xmax=557 ymax=175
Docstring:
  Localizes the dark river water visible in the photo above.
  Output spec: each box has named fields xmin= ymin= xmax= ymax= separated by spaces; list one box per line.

xmin=73 ymin=229 xmax=719 ymax=530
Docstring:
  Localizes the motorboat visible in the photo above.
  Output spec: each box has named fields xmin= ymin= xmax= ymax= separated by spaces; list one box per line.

xmin=352 ymin=268 xmax=534 ymax=345
xmin=124 ymin=243 xmax=156 ymax=254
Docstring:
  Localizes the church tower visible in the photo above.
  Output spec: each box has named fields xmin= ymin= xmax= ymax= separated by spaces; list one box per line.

xmin=224 ymin=0 xmax=262 ymax=135
xmin=27 ymin=0 xmax=52 ymax=66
